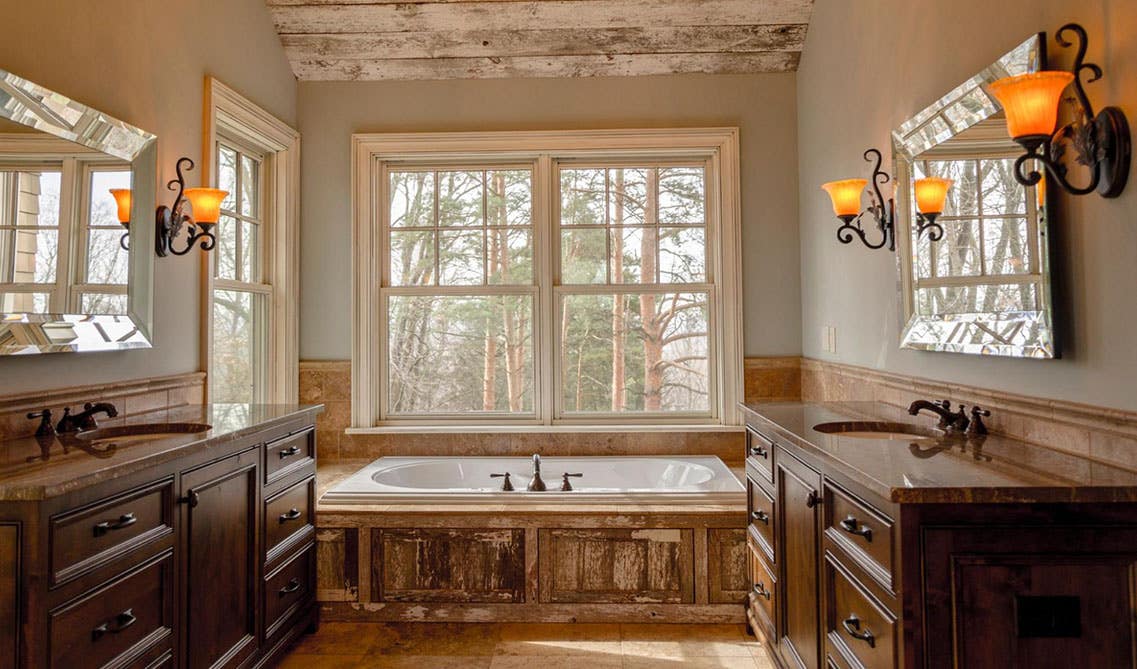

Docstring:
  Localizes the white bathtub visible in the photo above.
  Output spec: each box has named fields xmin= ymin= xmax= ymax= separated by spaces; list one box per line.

xmin=321 ymin=456 xmax=744 ymax=505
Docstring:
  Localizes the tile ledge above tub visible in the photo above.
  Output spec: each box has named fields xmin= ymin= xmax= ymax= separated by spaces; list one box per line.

xmin=345 ymin=424 xmax=746 ymax=435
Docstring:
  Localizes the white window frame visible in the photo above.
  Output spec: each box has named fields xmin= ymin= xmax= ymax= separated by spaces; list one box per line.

xmin=0 ymin=136 xmax=131 ymax=314
xmin=201 ymin=77 xmax=300 ymax=404
xmin=351 ymin=129 xmax=744 ymax=432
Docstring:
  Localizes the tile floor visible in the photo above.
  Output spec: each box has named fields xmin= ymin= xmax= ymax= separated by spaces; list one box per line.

xmin=279 ymin=622 xmax=777 ymax=668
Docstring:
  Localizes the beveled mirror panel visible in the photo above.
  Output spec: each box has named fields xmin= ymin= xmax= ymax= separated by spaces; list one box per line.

xmin=893 ymin=34 xmax=1056 ymax=358
xmin=0 ymin=68 xmax=156 ymax=354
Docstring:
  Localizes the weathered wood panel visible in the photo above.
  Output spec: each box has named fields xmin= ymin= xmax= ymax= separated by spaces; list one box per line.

xmin=538 ymin=528 xmax=694 ymax=603
xmin=0 ymin=524 xmax=18 ymax=668
xmin=373 ymin=528 xmax=525 ymax=603
xmin=291 ymin=52 xmax=799 ymax=81
xmin=316 ymin=528 xmax=358 ymax=602
xmin=269 ymin=1 xmax=814 ymax=34
xmin=707 ymin=528 xmax=748 ymax=604
xmin=281 ymin=25 xmax=807 ymax=60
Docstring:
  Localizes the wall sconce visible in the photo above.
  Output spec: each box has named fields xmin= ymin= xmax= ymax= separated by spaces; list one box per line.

xmin=109 ymin=188 xmax=131 ymax=250
xmin=821 ymin=149 xmax=954 ymax=251
xmin=987 ymin=23 xmax=1130 ymax=198
xmin=107 ymin=157 xmax=228 ymax=257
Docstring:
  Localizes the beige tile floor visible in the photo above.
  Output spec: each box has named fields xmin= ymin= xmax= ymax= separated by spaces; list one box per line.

xmin=278 ymin=622 xmax=778 ymax=668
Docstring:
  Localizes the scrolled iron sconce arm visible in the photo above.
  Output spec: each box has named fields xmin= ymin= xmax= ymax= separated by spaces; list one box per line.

xmin=155 ymin=157 xmax=218 ymax=257
xmin=914 ymin=213 xmax=944 ymax=243
xmin=1004 ymin=23 xmax=1130 ymax=198
xmin=833 ymin=149 xmax=896 ymax=252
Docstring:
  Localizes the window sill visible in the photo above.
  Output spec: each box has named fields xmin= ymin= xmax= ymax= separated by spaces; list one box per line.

xmin=345 ymin=424 xmax=744 ymax=435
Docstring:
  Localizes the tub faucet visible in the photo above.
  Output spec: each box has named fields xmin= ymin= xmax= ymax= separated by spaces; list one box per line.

xmin=528 ymin=454 xmax=547 ymax=492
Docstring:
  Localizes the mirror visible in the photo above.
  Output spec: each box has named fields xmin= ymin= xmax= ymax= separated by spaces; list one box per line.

xmin=893 ymin=34 xmax=1056 ymax=358
xmin=0 ymin=68 xmax=156 ymax=354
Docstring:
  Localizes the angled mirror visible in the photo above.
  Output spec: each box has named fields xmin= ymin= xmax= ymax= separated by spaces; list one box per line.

xmin=893 ymin=34 xmax=1056 ymax=358
xmin=0 ymin=68 xmax=156 ymax=354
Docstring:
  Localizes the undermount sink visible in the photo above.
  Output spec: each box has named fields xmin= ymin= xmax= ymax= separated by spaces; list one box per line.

xmin=812 ymin=421 xmax=941 ymax=441
xmin=74 ymin=423 xmax=213 ymax=444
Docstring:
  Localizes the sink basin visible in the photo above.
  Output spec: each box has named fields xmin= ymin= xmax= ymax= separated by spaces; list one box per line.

xmin=812 ymin=421 xmax=941 ymax=441
xmin=75 ymin=423 xmax=213 ymax=444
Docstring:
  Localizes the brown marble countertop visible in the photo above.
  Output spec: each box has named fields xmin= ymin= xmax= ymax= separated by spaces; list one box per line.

xmin=0 ymin=403 xmax=323 ymax=501
xmin=742 ymin=401 xmax=1137 ymax=504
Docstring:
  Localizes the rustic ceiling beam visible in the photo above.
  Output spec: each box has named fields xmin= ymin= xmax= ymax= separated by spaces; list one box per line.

xmin=269 ymin=0 xmax=814 ymax=34
xmin=281 ymin=25 xmax=807 ymax=60
xmin=291 ymin=51 xmax=800 ymax=81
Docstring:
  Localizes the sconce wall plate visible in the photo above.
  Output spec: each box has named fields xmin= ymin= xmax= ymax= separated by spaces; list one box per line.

xmin=992 ymin=23 xmax=1130 ymax=198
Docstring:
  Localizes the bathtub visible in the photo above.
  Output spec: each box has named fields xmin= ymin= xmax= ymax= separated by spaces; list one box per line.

xmin=321 ymin=455 xmax=744 ymax=505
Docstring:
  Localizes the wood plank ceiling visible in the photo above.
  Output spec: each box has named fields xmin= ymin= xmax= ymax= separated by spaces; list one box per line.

xmin=267 ymin=0 xmax=815 ymax=81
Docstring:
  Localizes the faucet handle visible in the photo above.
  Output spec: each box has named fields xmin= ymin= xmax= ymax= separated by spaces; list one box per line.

xmin=934 ymin=399 xmax=952 ymax=410
xmin=27 ymin=409 xmax=55 ymax=437
xmin=490 ymin=472 xmax=515 ymax=492
xmin=968 ymin=406 xmax=990 ymax=435
xmin=560 ymin=473 xmax=583 ymax=492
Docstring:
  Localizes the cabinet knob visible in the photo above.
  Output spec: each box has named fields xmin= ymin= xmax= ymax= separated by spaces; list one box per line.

xmin=178 ymin=490 xmax=199 ymax=508
xmin=805 ymin=491 xmax=821 ymax=508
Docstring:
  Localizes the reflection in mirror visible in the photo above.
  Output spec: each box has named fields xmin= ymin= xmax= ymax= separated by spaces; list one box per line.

xmin=0 ymin=68 xmax=156 ymax=354
xmin=894 ymin=34 xmax=1057 ymax=358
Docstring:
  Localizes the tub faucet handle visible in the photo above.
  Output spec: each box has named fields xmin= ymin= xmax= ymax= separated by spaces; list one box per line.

xmin=490 ymin=472 xmax=515 ymax=492
xmin=560 ymin=472 xmax=583 ymax=491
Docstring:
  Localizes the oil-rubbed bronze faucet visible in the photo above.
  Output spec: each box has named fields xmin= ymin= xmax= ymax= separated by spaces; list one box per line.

xmin=907 ymin=399 xmax=970 ymax=432
xmin=26 ymin=409 xmax=55 ymax=437
xmin=56 ymin=402 xmax=118 ymax=433
xmin=560 ymin=472 xmax=583 ymax=491
xmin=528 ymin=454 xmax=547 ymax=491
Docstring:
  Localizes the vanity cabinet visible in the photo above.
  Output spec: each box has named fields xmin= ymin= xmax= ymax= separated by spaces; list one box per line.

xmin=744 ymin=408 xmax=1137 ymax=669
xmin=0 ymin=411 xmax=319 ymax=669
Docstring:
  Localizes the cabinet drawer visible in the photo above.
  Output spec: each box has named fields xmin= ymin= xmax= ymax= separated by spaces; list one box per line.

xmin=824 ymin=482 xmax=894 ymax=589
xmin=265 ymin=476 xmax=315 ymax=562
xmin=748 ymin=540 xmax=777 ymax=630
xmin=825 ymin=556 xmax=896 ymax=669
xmin=745 ymin=427 xmax=774 ymax=482
xmin=747 ymin=477 xmax=775 ymax=562
xmin=50 ymin=478 xmax=173 ymax=586
xmin=49 ymin=551 xmax=174 ymax=669
xmin=265 ymin=543 xmax=314 ymax=641
xmin=265 ymin=428 xmax=315 ymax=485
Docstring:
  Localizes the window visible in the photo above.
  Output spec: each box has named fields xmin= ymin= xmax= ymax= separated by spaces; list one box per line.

xmin=0 ymin=155 xmax=130 ymax=315
xmin=204 ymin=78 xmax=300 ymax=406
xmin=355 ymin=130 xmax=743 ymax=429
xmin=910 ymin=153 xmax=1041 ymax=317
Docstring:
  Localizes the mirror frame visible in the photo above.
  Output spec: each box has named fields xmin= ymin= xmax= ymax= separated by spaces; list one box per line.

xmin=0 ymin=67 xmax=157 ymax=355
xmin=892 ymin=33 xmax=1058 ymax=359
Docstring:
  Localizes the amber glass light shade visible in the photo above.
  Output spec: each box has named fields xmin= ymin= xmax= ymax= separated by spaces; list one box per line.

xmin=820 ymin=179 xmax=868 ymax=218
xmin=183 ymin=188 xmax=228 ymax=225
xmin=109 ymin=188 xmax=132 ymax=224
xmin=914 ymin=177 xmax=953 ymax=215
xmin=987 ymin=72 xmax=1075 ymax=139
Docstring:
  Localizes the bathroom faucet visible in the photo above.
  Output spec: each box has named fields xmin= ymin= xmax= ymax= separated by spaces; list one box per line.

xmin=907 ymin=399 xmax=969 ymax=432
xmin=57 ymin=402 xmax=118 ymax=433
xmin=528 ymin=454 xmax=547 ymax=491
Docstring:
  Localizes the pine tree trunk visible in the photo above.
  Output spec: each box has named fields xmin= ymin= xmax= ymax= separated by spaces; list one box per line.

xmin=640 ymin=169 xmax=663 ymax=411
xmin=611 ymin=169 xmax=626 ymax=412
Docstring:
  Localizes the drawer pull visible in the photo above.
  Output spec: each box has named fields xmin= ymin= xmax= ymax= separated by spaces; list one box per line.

xmin=752 ymin=582 xmax=771 ymax=600
xmin=751 ymin=510 xmax=770 ymax=525
xmin=279 ymin=508 xmax=302 ymax=522
xmin=749 ymin=445 xmax=768 ymax=459
xmin=279 ymin=445 xmax=301 ymax=459
xmin=279 ymin=577 xmax=302 ymax=596
xmin=839 ymin=516 xmax=873 ymax=541
xmin=91 ymin=608 xmax=136 ymax=641
xmin=93 ymin=513 xmax=137 ymax=537
xmin=842 ymin=615 xmax=876 ymax=648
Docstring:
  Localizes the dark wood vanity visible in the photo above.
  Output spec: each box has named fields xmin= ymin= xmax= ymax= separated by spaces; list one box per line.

xmin=0 ymin=404 xmax=321 ymax=668
xmin=743 ymin=401 xmax=1137 ymax=669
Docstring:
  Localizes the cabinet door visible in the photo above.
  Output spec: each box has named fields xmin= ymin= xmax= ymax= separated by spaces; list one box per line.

xmin=180 ymin=448 xmax=260 ymax=669
xmin=777 ymin=448 xmax=822 ymax=669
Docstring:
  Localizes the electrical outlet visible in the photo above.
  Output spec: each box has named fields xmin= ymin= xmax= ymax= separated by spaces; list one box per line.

xmin=820 ymin=326 xmax=837 ymax=354
xmin=829 ymin=326 xmax=838 ymax=354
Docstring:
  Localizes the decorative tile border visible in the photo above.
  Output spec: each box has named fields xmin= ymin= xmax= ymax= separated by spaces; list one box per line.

xmin=0 ymin=372 xmax=206 ymax=441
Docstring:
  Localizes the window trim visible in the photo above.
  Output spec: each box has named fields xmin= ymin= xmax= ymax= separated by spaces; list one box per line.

xmin=201 ymin=77 xmax=300 ymax=404
xmin=351 ymin=128 xmax=744 ymax=430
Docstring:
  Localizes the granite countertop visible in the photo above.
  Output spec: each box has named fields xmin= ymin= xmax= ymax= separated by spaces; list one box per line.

xmin=0 ymin=403 xmax=323 ymax=501
xmin=741 ymin=401 xmax=1137 ymax=504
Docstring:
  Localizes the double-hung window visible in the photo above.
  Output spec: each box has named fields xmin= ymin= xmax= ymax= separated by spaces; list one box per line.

xmin=0 ymin=150 xmax=130 ymax=315
xmin=355 ymin=129 xmax=743 ymax=429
